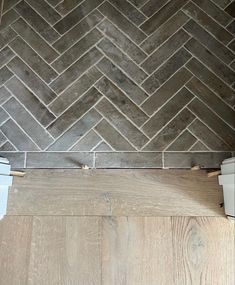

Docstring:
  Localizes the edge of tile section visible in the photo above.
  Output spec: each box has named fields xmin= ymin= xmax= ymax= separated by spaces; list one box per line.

xmin=164 ymin=152 xmax=232 ymax=169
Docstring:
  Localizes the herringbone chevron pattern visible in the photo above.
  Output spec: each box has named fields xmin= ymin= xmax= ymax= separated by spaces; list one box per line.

xmin=0 ymin=0 xmax=234 ymax=168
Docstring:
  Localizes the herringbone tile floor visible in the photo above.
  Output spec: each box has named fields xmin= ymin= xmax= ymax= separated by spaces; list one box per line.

xmin=0 ymin=0 xmax=234 ymax=168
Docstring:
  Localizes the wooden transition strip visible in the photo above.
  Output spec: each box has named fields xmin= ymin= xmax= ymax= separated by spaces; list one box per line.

xmin=7 ymin=169 xmax=224 ymax=216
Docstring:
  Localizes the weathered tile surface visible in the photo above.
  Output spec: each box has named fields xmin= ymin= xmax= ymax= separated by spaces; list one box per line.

xmin=0 ymin=0 xmax=234 ymax=168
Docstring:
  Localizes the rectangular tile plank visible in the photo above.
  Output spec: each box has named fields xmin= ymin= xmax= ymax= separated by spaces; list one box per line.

xmin=52 ymin=10 xmax=104 ymax=53
xmin=0 ymin=66 xmax=12 ymax=85
xmin=186 ymin=77 xmax=235 ymax=128
xmin=97 ymin=58 xmax=148 ymax=104
xmin=54 ymin=0 xmax=103 ymax=34
xmin=47 ymin=87 xmax=102 ymax=138
xmin=142 ymin=88 xmax=194 ymax=137
xmin=3 ymin=98 xmax=53 ymax=149
xmin=0 ymin=9 xmax=19 ymax=31
xmin=96 ymin=152 xmax=162 ymax=168
xmin=164 ymin=152 xmax=231 ymax=168
xmin=52 ymin=28 xmax=102 ymax=73
xmin=186 ymin=58 xmax=235 ymax=107
xmin=11 ymin=18 xmax=59 ymax=63
xmin=143 ymin=109 xmax=195 ymax=151
xmin=188 ymin=98 xmax=235 ymax=148
xmin=96 ymin=77 xmax=148 ymax=127
xmin=96 ymin=98 xmax=148 ymax=149
xmin=182 ymin=1 xmax=233 ymax=44
xmin=26 ymin=0 xmax=61 ymax=25
xmin=95 ymin=119 xmax=135 ymax=151
xmin=141 ymin=0 xmax=169 ymax=17
xmin=26 ymin=152 xmax=93 ymax=168
xmin=184 ymin=19 xmax=235 ymax=65
xmin=142 ymin=68 xmax=192 ymax=115
xmin=7 ymin=57 xmax=57 ymax=104
xmin=47 ymin=109 xmax=101 ymax=151
xmin=141 ymin=29 xmax=190 ymax=74
xmin=108 ymin=0 xmax=146 ymax=25
xmin=49 ymin=66 xmax=102 ymax=115
xmin=166 ymin=130 xmax=197 ymax=151
xmin=15 ymin=1 xmax=60 ymax=43
xmin=9 ymin=37 xmax=58 ymax=84
xmin=97 ymin=19 xmax=147 ymax=64
xmin=188 ymin=119 xmax=232 ymax=151
xmin=142 ymin=48 xmax=191 ymax=94
xmin=98 ymin=38 xmax=147 ymax=84
xmin=50 ymin=47 xmax=102 ymax=94
xmin=140 ymin=0 xmax=188 ymax=34
xmin=1 ymin=119 xmax=40 ymax=151
xmin=0 ymin=46 xmax=14 ymax=68
xmin=5 ymin=77 xmax=55 ymax=127
xmin=185 ymin=38 xmax=235 ymax=85
xmin=55 ymin=0 xmax=84 ymax=15
xmin=0 ymin=27 xmax=16 ymax=50
xmin=98 ymin=1 xmax=146 ymax=44
xmin=0 ymin=152 xmax=25 ymax=168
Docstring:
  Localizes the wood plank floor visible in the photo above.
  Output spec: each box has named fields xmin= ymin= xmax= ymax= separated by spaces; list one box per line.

xmin=0 ymin=170 xmax=234 ymax=284
xmin=7 ymin=169 xmax=224 ymax=216
xmin=0 ymin=217 xmax=234 ymax=285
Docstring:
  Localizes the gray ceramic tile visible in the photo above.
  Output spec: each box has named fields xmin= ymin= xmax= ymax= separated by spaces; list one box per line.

xmin=11 ymin=18 xmax=59 ymax=63
xmin=15 ymin=1 xmax=60 ymax=43
xmin=141 ymin=29 xmax=190 ymax=74
xmin=0 ymin=152 xmax=25 ymax=168
xmin=188 ymin=119 xmax=232 ymax=151
xmin=47 ymin=87 xmax=102 ymax=138
xmin=95 ymin=119 xmax=135 ymax=151
xmin=97 ymin=58 xmax=148 ymax=104
xmin=0 ymin=107 xmax=8 ymax=125
xmin=164 ymin=152 xmax=232 ymax=168
xmin=186 ymin=58 xmax=235 ymax=107
xmin=182 ymin=1 xmax=233 ymax=44
xmin=166 ymin=130 xmax=197 ymax=151
xmin=50 ymin=47 xmax=102 ymax=93
xmin=0 ymin=86 xmax=11 ymax=105
xmin=47 ymin=109 xmax=102 ymax=150
xmin=98 ymin=1 xmax=146 ymax=44
xmin=142 ymin=68 xmax=192 ymax=115
xmin=95 ymin=77 xmax=148 ymax=127
xmin=95 ymin=152 xmax=162 ymax=168
xmin=0 ymin=66 xmax=12 ymax=85
xmin=5 ymin=77 xmax=56 ymax=127
xmin=142 ymin=88 xmax=194 ymax=137
xmin=96 ymin=98 xmax=148 ymax=149
xmin=55 ymin=0 xmax=84 ymax=15
xmin=9 ymin=37 xmax=58 ymax=84
xmin=26 ymin=152 xmax=94 ymax=168
xmin=143 ymin=109 xmax=195 ymax=151
xmin=71 ymin=130 xmax=101 ymax=151
xmin=0 ymin=119 xmax=39 ymax=151
xmin=97 ymin=38 xmax=147 ymax=84
xmin=3 ymin=98 xmax=53 ymax=149
xmin=141 ymin=0 xmax=169 ymax=17
xmin=0 ymin=46 xmax=14 ymax=68
xmin=7 ymin=57 xmax=57 ymax=104
xmin=49 ymin=67 xmax=102 ymax=115
xmin=0 ymin=27 xmax=16 ymax=50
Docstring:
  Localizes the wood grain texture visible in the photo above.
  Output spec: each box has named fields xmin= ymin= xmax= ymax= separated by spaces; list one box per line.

xmin=172 ymin=217 xmax=235 ymax=285
xmin=0 ymin=216 xmax=33 ymax=285
xmin=0 ymin=217 xmax=234 ymax=285
xmin=102 ymin=217 xmax=174 ymax=285
xmin=28 ymin=216 xmax=101 ymax=285
xmin=7 ymin=169 xmax=224 ymax=216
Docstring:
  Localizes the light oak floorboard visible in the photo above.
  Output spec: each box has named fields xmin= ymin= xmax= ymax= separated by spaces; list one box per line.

xmin=102 ymin=217 xmax=174 ymax=285
xmin=172 ymin=217 xmax=235 ymax=285
xmin=0 ymin=216 xmax=33 ymax=285
xmin=8 ymin=169 xmax=224 ymax=216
